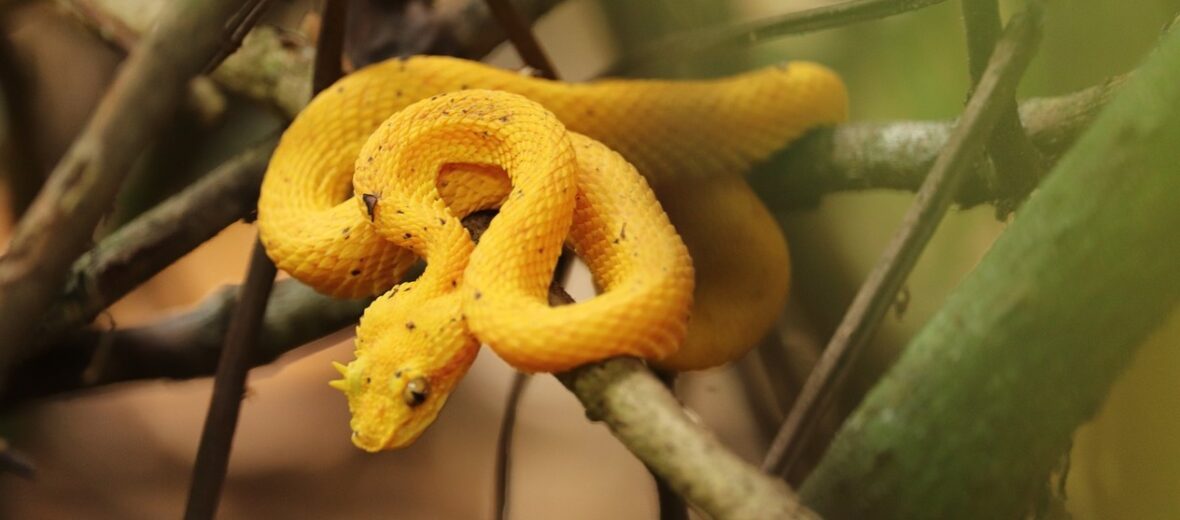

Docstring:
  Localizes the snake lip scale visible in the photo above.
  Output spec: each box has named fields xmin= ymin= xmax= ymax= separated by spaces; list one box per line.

xmin=257 ymin=56 xmax=847 ymax=451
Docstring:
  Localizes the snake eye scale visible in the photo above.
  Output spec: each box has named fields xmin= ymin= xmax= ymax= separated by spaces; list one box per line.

xmin=257 ymin=56 xmax=847 ymax=451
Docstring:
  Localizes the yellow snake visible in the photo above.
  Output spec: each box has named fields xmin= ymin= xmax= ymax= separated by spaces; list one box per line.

xmin=257 ymin=56 xmax=847 ymax=451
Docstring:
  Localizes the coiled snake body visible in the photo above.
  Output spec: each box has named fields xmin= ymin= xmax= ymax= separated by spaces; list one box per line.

xmin=258 ymin=56 xmax=846 ymax=451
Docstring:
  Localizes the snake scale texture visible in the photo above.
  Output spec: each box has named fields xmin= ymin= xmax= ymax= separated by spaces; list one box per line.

xmin=257 ymin=56 xmax=846 ymax=450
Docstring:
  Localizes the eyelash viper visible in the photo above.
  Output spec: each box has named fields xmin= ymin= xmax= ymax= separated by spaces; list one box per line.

xmin=256 ymin=56 xmax=847 ymax=451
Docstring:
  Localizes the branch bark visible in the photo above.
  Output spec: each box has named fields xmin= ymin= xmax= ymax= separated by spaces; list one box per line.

xmin=798 ymin=22 xmax=1180 ymax=519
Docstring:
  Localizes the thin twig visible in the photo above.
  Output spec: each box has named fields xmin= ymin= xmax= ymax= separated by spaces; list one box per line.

xmin=605 ymin=0 xmax=948 ymax=75
xmin=0 ymin=0 xmax=252 ymax=381
xmin=761 ymin=7 xmax=1044 ymax=477
xmin=493 ymin=372 xmax=530 ymax=520
xmin=961 ymin=0 xmax=1043 ymax=212
xmin=482 ymin=0 xmax=557 ymax=78
xmin=182 ymin=241 xmax=277 ymax=520
xmin=203 ymin=0 xmax=273 ymax=74
xmin=312 ymin=0 xmax=348 ymax=93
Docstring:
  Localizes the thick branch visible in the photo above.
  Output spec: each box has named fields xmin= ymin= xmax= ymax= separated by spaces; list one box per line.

xmin=799 ymin=22 xmax=1180 ymax=519
xmin=0 ymin=0 xmax=253 ymax=382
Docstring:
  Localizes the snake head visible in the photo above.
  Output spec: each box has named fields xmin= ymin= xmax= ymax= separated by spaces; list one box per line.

xmin=330 ymin=286 xmax=479 ymax=451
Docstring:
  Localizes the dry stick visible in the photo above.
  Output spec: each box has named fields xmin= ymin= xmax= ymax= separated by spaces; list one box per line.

xmin=493 ymin=372 xmax=530 ymax=520
xmin=203 ymin=0 xmax=273 ymax=74
xmin=761 ymin=8 xmax=1043 ymax=477
xmin=606 ymin=0 xmax=948 ymax=75
xmin=0 ymin=0 xmax=250 ymax=383
xmin=182 ymin=242 xmax=277 ymax=520
xmin=482 ymin=0 xmax=558 ymax=79
xmin=961 ymin=0 xmax=1043 ymax=210
xmin=312 ymin=0 xmax=349 ymax=95
xmin=184 ymin=2 xmax=346 ymax=518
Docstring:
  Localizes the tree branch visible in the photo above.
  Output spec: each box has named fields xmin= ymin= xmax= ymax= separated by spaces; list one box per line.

xmin=798 ymin=20 xmax=1180 ymax=519
xmin=40 ymin=139 xmax=276 ymax=340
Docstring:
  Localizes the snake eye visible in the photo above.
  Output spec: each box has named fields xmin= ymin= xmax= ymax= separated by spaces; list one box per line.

xmin=403 ymin=377 xmax=430 ymax=407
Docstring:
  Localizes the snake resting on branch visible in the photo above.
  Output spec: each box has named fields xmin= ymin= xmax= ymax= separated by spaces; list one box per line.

xmin=257 ymin=56 xmax=847 ymax=451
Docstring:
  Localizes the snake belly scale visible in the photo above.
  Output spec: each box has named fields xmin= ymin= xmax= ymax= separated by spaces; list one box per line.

xmin=257 ymin=56 xmax=847 ymax=450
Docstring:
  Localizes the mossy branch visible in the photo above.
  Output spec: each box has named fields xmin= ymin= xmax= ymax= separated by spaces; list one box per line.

xmin=798 ymin=21 xmax=1180 ymax=520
